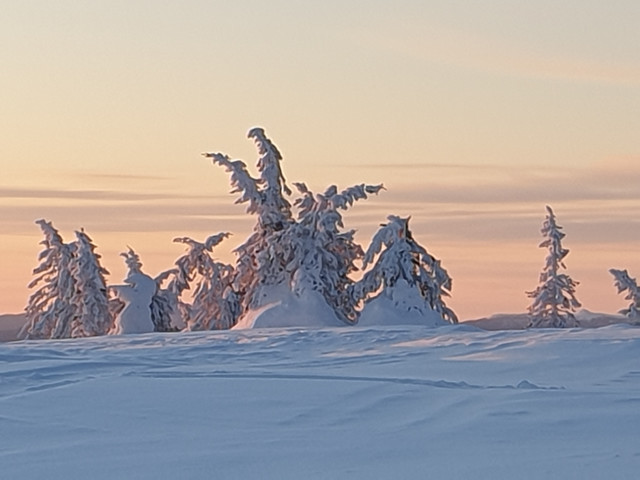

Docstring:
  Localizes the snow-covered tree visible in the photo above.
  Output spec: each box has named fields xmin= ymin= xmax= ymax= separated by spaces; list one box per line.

xmin=22 ymin=219 xmax=77 ymax=339
xmin=291 ymin=182 xmax=384 ymax=323
xmin=249 ymin=127 xmax=293 ymax=228
xmin=527 ymin=206 xmax=581 ymax=328
xmin=205 ymin=128 xmax=292 ymax=232
xmin=610 ymin=268 xmax=640 ymax=321
xmin=165 ymin=233 xmax=238 ymax=330
xmin=22 ymin=221 xmax=113 ymax=339
xmin=151 ymin=269 xmax=180 ymax=332
xmin=204 ymin=129 xmax=299 ymax=312
xmin=353 ymin=215 xmax=457 ymax=326
xmin=68 ymin=229 xmax=112 ymax=337
xmin=115 ymin=248 xmax=178 ymax=333
xmin=205 ymin=129 xmax=384 ymax=327
xmin=109 ymin=248 xmax=156 ymax=335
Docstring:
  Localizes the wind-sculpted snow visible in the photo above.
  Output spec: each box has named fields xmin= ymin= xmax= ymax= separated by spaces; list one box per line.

xmin=1 ymin=325 xmax=639 ymax=479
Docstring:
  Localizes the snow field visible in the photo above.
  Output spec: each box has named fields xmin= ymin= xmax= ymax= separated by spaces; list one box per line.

xmin=1 ymin=324 xmax=639 ymax=479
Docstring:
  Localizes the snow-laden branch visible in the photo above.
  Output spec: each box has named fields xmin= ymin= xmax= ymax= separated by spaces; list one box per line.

xmin=248 ymin=127 xmax=292 ymax=197
xmin=610 ymin=268 xmax=640 ymax=320
xmin=204 ymin=153 xmax=263 ymax=215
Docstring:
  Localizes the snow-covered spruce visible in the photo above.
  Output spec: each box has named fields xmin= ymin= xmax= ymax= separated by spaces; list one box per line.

xmin=164 ymin=234 xmax=238 ymax=331
xmin=204 ymin=129 xmax=293 ymax=316
xmin=352 ymin=215 xmax=457 ymax=327
xmin=204 ymin=128 xmax=381 ymax=328
xmin=22 ymin=220 xmax=78 ymax=339
xmin=291 ymin=182 xmax=384 ymax=323
xmin=68 ymin=229 xmax=112 ymax=337
xmin=148 ymin=277 xmax=179 ymax=332
xmin=610 ymin=268 xmax=640 ymax=322
xmin=109 ymin=249 xmax=156 ymax=335
xmin=526 ymin=206 xmax=581 ymax=328
xmin=23 ymin=221 xmax=111 ymax=339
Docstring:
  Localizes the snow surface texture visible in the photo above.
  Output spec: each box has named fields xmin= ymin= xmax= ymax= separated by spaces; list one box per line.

xmin=2 ymin=325 xmax=639 ymax=479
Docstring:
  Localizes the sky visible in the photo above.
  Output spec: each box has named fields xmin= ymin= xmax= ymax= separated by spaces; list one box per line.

xmin=1 ymin=0 xmax=639 ymax=319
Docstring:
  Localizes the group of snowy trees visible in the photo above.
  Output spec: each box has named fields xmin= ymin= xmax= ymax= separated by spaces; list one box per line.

xmin=22 ymin=128 xmax=458 ymax=339
xmin=526 ymin=206 xmax=640 ymax=327
xmin=21 ymin=225 xmax=166 ymax=339
xmin=21 ymin=220 xmax=112 ymax=339
xmin=22 ymin=129 xmax=639 ymax=338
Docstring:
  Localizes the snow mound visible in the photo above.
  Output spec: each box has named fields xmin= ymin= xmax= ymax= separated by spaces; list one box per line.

xmin=358 ymin=281 xmax=447 ymax=327
xmin=233 ymin=286 xmax=345 ymax=329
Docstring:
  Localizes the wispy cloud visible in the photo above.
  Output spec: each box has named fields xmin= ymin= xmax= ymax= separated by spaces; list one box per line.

xmin=341 ymin=159 xmax=640 ymax=205
xmin=338 ymin=163 xmax=507 ymax=171
xmin=4 ymin=160 xmax=640 ymax=247
xmin=350 ymin=22 xmax=640 ymax=86
xmin=0 ymin=187 xmax=224 ymax=202
xmin=75 ymin=173 xmax=170 ymax=182
xmin=0 ymin=184 xmax=249 ymax=237
xmin=0 ymin=199 xmax=249 ymax=235
xmin=338 ymin=158 xmax=640 ymax=246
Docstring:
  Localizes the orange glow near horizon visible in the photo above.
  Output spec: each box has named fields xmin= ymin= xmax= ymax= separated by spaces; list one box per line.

xmin=3 ymin=182 xmax=640 ymax=321
xmin=1 ymin=2 xmax=639 ymax=320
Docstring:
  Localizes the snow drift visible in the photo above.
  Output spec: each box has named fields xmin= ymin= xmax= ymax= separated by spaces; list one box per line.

xmin=232 ymin=286 xmax=344 ymax=329
xmin=357 ymin=280 xmax=447 ymax=327
xmin=2 ymin=325 xmax=639 ymax=479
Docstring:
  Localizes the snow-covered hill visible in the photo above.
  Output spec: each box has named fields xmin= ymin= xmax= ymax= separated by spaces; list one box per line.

xmin=0 ymin=313 xmax=25 ymax=341
xmin=2 ymin=324 xmax=639 ymax=479
xmin=466 ymin=310 xmax=633 ymax=330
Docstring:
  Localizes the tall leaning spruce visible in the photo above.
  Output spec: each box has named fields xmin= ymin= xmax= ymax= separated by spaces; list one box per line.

xmin=526 ymin=206 xmax=581 ymax=328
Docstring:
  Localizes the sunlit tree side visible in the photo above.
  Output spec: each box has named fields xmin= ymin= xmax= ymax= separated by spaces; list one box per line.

xmin=22 ymin=220 xmax=77 ymax=339
xmin=527 ymin=206 xmax=581 ymax=328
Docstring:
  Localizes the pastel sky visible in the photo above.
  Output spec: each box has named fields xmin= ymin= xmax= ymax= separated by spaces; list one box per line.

xmin=2 ymin=1 xmax=639 ymax=319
